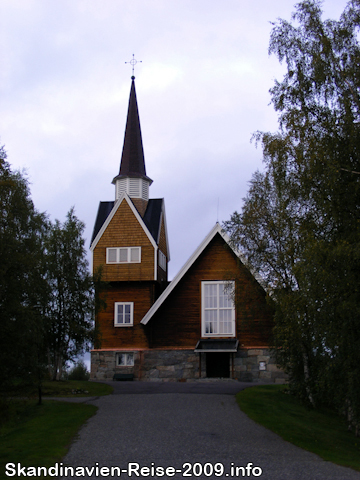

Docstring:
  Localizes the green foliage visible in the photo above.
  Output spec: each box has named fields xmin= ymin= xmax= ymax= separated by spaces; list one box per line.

xmin=45 ymin=208 xmax=95 ymax=381
xmin=224 ymin=0 xmax=360 ymax=432
xmin=237 ymin=385 xmax=360 ymax=471
xmin=92 ymin=265 xmax=108 ymax=350
xmin=66 ymin=361 xmax=90 ymax=381
xmin=0 ymin=146 xmax=48 ymax=393
xmin=0 ymin=147 xmax=97 ymax=399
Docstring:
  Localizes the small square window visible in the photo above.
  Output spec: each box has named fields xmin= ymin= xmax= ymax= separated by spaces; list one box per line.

xmin=159 ymin=250 xmax=166 ymax=271
xmin=117 ymin=353 xmax=134 ymax=366
xmin=114 ymin=302 xmax=134 ymax=326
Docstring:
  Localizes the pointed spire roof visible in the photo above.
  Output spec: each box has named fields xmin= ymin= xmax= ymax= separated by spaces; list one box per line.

xmin=112 ymin=76 xmax=152 ymax=184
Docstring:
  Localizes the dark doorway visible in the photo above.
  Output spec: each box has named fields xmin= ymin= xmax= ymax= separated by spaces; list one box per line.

xmin=206 ymin=352 xmax=230 ymax=378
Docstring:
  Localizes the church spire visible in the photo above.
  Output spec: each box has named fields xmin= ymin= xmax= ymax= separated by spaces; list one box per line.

xmin=113 ymin=76 xmax=153 ymax=216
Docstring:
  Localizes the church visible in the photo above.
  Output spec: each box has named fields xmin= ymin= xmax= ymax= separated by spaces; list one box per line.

xmin=90 ymin=75 xmax=285 ymax=383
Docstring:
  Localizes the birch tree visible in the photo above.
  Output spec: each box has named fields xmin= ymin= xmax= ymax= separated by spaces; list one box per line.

xmin=45 ymin=208 xmax=94 ymax=380
xmin=224 ymin=0 xmax=360 ymax=433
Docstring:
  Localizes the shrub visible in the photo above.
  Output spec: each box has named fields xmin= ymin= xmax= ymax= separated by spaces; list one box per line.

xmin=67 ymin=361 xmax=90 ymax=381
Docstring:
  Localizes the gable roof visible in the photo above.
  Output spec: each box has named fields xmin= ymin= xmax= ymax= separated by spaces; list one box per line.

xmin=140 ymin=224 xmax=228 ymax=325
xmin=91 ymin=201 xmax=114 ymax=246
xmin=112 ymin=77 xmax=152 ymax=185
xmin=140 ymin=223 xmax=266 ymax=325
xmin=90 ymin=196 xmax=166 ymax=249
xmin=90 ymin=193 xmax=159 ymax=252
xmin=143 ymin=198 xmax=171 ymax=261
xmin=143 ymin=199 xmax=163 ymax=243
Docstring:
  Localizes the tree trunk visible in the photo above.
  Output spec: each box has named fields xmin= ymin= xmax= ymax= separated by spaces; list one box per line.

xmin=303 ymin=352 xmax=315 ymax=407
xmin=38 ymin=385 xmax=42 ymax=406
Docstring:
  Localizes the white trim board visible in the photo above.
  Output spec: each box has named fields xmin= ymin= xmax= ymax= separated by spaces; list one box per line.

xmin=90 ymin=193 xmax=157 ymax=252
xmin=90 ymin=193 xmax=158 ymax=279
xmin=141 ymin=223 xmax=264 ymax=325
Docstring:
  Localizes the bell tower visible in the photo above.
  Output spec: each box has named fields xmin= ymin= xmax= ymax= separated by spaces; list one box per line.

xmin=112 ymin=76 xmax=153 ymax=216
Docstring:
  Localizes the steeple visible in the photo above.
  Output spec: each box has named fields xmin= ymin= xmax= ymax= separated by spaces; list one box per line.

xmin=112 ymin=76 xmax=153 ymax=216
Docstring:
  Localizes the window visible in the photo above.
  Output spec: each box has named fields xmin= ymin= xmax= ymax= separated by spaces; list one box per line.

xmin=106 ymin=247 xmax=141 ymax=264
xmin=114 ymin=302 xmax=134 ymax=326
xmin=201 ymin=281 xmax=235 ymax=337
xmin=159 ymin=250 xmax=166 ymax=271
xmin=117 ymin=352 xmax=134 ymax=366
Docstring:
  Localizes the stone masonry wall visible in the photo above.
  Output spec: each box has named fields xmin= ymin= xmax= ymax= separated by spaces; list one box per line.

xmin=90 ymin=348 xmax=287 ymax=383
xmin=233 ymin=349 xmax=287 ymax=383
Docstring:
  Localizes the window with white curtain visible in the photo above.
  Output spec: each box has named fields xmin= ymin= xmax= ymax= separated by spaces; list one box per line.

xmin=116 ymin=352 xmax=134 ymax=366
xmin=106 ymin=247 xmax=141 ymax=264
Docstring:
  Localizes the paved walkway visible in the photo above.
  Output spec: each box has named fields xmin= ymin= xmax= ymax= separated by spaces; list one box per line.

xmin=58 ymin=381 xmax=360 ymax=480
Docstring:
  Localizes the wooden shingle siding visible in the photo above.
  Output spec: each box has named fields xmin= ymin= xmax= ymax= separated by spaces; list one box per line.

xmin=149 ymin=233 xmax=274 ymax=348
xmin=93 ymin=200 xmax=155 ymax=282
xmin=131 ymin=198 xmax=148 ymax=217
xmin=158 ymin=215 xmax=168 ymax=258
xmin=96 ymin=282 xmax=155 ymax=349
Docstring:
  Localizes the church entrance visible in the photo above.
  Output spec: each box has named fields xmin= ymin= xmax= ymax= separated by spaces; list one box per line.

xmin=206 ymin=352 xmax=230 ymax=378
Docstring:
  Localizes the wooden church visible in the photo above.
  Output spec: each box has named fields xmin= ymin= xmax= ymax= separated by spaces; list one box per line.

xmin=90 ymin=76 xmax=285 ymax=383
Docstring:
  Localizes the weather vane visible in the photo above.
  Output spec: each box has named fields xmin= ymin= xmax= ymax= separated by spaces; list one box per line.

xmin=125 ymin=54 xmax=142 ymax=77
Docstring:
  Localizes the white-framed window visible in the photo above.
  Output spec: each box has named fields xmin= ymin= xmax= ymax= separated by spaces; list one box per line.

xmin=201 ymin=281 xmax=235 ymax=337
xmin=106 ymin=247 xmax=141 ymax=264
xmin=159 ymin=250 xmax=166 ymax=271
xmin=116 ymin=352 xmax=134 ymax=366
xmin=114 ymin=302 xmax=134 ymax=326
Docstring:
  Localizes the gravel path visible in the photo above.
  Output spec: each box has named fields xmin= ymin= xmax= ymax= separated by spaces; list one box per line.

xmin=58 ymin=383 xmax=360 ymax=480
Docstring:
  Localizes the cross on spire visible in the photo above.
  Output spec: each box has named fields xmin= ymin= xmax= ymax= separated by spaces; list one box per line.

xmin=125 ymin=54 xmax=142 ymax=77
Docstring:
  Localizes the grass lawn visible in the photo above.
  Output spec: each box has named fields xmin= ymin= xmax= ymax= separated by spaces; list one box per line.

xmin=0 ymin=400 xmax=96 ymax=480
xmin=0 ymin=380 xmax=113 ymax=479
xmin=237 ymin=385 xmax=360 ymax=471
xmin=39 ymin=380 xmax=113 ymax=397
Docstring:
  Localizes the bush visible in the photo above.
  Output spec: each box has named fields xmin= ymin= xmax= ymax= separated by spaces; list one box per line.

xmin=67 ymin=361 xmax=90 ymax=381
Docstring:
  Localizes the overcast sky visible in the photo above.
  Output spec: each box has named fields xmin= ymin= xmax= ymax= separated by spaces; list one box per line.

xmin=1 ymin=0 xmax=349 ymax=280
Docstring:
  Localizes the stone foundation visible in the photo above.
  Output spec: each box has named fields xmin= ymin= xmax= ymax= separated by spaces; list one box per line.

xmin=90 ymin=348 xmax=287 ymax=383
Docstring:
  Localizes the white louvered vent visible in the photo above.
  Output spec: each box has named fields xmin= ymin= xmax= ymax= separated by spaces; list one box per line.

xmin=115 ymin=177 xmax=150 ymax=201
xmin=116 ymin=178 xmax=127 ymax=199
xmin=142 ymin=180 xmax=149 ymax=201
xmin=129 ymin=178 xmax=141 ymax=197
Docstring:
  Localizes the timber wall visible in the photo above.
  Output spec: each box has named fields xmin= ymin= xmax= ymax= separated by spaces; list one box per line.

xmin=96 ymin=282 xmax=155 ymax=349
xmin=148 ymin=233 xmax=274 ymax=348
